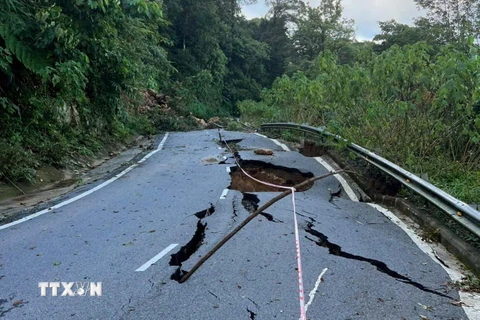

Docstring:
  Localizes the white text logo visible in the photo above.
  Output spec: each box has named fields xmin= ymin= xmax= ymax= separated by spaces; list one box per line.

xmin=39 ymin=282 xmax=102 ymax=296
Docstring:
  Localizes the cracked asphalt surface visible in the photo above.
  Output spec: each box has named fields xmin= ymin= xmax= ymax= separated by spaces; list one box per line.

xmin=0 ymin=130 xmax=472 ymax=319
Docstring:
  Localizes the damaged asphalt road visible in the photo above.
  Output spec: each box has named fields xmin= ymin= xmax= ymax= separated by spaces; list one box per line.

xmin=0 ymin=130 xmax=474 ymax=319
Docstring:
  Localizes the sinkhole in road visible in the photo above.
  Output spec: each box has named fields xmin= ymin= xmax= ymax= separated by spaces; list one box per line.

xmin=230 ymin=160 xmax=314 ymax=192
xmin=242 ymin=193 xmax=283 ymax=223
xmin=304 ymin=222 xmax=453 ymax=300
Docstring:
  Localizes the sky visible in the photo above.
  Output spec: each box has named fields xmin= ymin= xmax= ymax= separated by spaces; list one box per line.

xmin=241 ymin=0 xmax=426 ymax=41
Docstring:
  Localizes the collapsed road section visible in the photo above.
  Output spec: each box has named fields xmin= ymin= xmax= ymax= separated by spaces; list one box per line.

xmin=229 ymin=160 xmax=314 ymax=193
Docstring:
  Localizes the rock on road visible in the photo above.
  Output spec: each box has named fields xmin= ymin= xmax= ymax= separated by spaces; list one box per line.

xmin=0 ymin=130 xmax=478 ymax=319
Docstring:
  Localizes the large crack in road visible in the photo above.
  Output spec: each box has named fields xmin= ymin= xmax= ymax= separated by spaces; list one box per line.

xmin=305 ymin=222 xmax=453 ymax=300
xmin=169 ymin=220 xmax=207 ymax=282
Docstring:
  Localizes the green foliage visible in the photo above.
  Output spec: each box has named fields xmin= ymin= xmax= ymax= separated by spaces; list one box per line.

xmin=163 ymin=0 xmax=272 ymax=115
xmin=126 ymin=115 xmax=156 ymax=136
xmin=415 ymin=0 xmax=480 ymax=43
xmin=0 ymin=140 xmax=38 ymax=182
xmin=0 ymin=97 xmax=19 ymax=115
xmin=237 ymin=99 xmax=276 ymax=126
xmin=239 ymin=42 xmax=480 ymax=202
xmin=373 ymin=19 xmax=444 ymax=53
xmin=226 ymin=121 xmax=243 ymax=131
xmin=0 ymin=0 xmax=174 ymax=182
xmin=433 ymin=165 xmax=480 ymax=204
xmin=0 ymin=25 xmax=49 ymax=75
xmin=293 ymin=0 xmax=354 ymax=61
xmin=452 ymin=274 xmax=480 ymax=293
xmin=186 ymin=102 xmax=230 ymax=120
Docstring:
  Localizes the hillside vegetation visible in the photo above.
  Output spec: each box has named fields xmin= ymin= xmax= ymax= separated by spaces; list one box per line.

xmin=1 ymin=0 xmax=479 ymax=202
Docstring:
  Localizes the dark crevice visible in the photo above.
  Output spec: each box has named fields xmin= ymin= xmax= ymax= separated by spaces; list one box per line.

xmin=169 ymin=221 xmax=207 ymax=266
xmin=305 ymin=223 xmax=453 ymax=300
xmin=247 ymin=308 xmax=256 ymax=320
xmin=296 ymin=211 xmax=317 ymax=223
xmin=170 ymin=267 xmax=188 ymax=282
xmin=219 ymin=155 xmax=237 ymax=165
xmin=219 ymin=139 xmax=244 ymax=154
xmin=232 ymin=198 xmax=238 ymax=222
xmin=221 ymin=139 xmax=243 ymax=145
xmin=260 ymin=212 xmax=283 ymax=223
xmin=242 ymin=193 xmax=259 ymax=213
xmin=0 ymin=299 xmax=13 ymax=318
xmin=433 ymin=252 xmax=450 ymax=269
xmin=0 ymin=298 xmax=26 ymax=317
xmin=194 ymin=204 xmax=215 ymax=219
xmin=241 ymin=193 xmax=282 ymax=222
xmin=358 ymin=193 xmax=365 ymax=202
xmin=229 ymin=151 xmax=243 ymax=164
xmin=248 ymin=297 xmax=259 ymax=308
xmin=219 ymin=158 xmax=229 ymax=165
xmin=230 ymin=160 xmax=314 ymax=192
xmin=208 ymin=290 xmax=219 ymax=299
xmin=329 ymin=184 xmax=342 ymax=202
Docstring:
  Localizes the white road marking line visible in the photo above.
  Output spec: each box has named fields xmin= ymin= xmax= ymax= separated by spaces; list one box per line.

xmin=135 ymin=244 xmax=178 ymax=272
xmin=138 ymin=133 xmax=169 ymax=164
xmin=220 ymin=189 xmax=229 ymax=200
xmin=254 ymin=133 xmax=267 ymax=138
xmin=226 ymin=167 xmax=231 ymax=173
xmin=314 ymin=157 xmax=359 ymax=202
xmin=270 ymin=138 xmax=290 ymax=151
xmin=255 ymin=132 xmax=290 ymax=151
xmin=157 ymin=133 xmax=169 ymax=149
xmin=0 ymin=133 xmax=169 ymax=231
xmin=305 ymin=268 xmax=328 ymax=312
xmin=368 ymin=203 xmax=480 ymax=319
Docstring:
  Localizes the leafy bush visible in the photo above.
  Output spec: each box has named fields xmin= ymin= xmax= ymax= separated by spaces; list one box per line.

xmin=0 ymin=140 xmax=39 ymax=183
xmin=237 ymin=100 xmax=276 ymax=126
xmin=226 ymin=121 xmax=243 ymax=131
xmin=188 ymin=102 xmax=213 ymax=120
xmin=127 ymin=115 xmax=156 ymax=136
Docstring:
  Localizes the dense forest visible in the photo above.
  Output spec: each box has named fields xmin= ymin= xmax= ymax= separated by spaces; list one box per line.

xmin=0 ymin=0 xmax=479 ymax=202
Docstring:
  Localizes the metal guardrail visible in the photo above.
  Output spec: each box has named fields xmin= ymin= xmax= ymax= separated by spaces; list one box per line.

xmin=261 ymin=122 xmax=480 ymax=237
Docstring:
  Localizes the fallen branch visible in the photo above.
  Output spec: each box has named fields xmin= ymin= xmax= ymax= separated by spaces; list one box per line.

xmin=4 ymin=176 xmax=26 ymax=195
xmin=179 ymin=170 xmax=344 ymax=283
